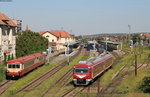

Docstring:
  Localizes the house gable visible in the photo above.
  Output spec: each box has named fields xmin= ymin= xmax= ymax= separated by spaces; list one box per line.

xmin=42 ymin=31 xmax=58 ymax=42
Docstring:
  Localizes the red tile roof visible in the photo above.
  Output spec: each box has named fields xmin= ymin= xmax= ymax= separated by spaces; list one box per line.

xmin=39 ymin=31 xmax=45 ymax=35
xmin=0 ymin=13 xmax=17 ymax=26
xmin=142 ymin=33 xmax=150 ymax=37
xmin=39 ymin=31 xmax=70 ymax=38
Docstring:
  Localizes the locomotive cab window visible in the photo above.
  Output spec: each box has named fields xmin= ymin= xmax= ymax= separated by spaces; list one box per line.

xmin=75 ymin=67 xmax=88 ymax=73
xmin=8 ymin=64 xmax=20 ymax=68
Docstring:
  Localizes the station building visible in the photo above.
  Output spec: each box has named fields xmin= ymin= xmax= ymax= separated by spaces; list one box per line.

xmin=39 ymin=30 xmax=75 ymax=50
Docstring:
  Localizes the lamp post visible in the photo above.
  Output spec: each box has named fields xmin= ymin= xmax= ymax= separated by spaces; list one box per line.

xmin=65 ymin=42 xmax=70 ymax=65
xmin=130 ymin=40 xmax=133 ymax=52
xmin=121 ymin=40 xmax=123 ymax=50
xmin=106 ymin=37 xmax=108 ymax=51
xmin=128 ymin=24 xmax=131 ymax=42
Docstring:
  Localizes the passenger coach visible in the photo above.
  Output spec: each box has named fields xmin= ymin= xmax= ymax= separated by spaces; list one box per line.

xmin=6 ymin=53 xmax=46 ymax=79
xmin=73 ymin=53 xmax=113 ymax=85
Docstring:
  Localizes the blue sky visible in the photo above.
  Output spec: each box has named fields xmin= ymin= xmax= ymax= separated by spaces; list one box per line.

xmin=0 ymin=0 xmax=150 ymax=35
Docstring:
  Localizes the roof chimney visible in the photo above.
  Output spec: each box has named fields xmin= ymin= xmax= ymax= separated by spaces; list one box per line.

xmin=26 ymin=25 xmax=29 ymax=30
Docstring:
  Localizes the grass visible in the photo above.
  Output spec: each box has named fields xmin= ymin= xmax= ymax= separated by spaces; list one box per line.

xmin=2 ymin=49 xmax=86 ymax=97
xmin=14 ymin=55 xmax=85 ymax=97
xmin=75 ymin=45 xmax=150 ymax=97
xmin=1 ymin=58 xmax=66 ymax=97
xmin=3 ymin=45 xmax=150 ymax=97
xmin=113 ymin=46 xmax=150 ymax=97
xmin=113 ymin=65 xmax=150 ymax=97
xmin=100 ymin=51 xmax=134 ymax=87
xmin=0 ymin=63 xmax=6 ymax=82
xmin=102 ymin=46 xmax=150 ymax=97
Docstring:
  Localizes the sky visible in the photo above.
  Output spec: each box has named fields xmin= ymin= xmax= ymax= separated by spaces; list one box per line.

xmin=0 ymin=0 xmax=150 ymax=35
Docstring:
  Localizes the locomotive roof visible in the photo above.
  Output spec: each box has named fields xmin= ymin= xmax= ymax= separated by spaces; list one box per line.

xmin=7 ymin=53 xmax=45 ymax=64
xmin=76 ymin=53 xmax=112 ymax=67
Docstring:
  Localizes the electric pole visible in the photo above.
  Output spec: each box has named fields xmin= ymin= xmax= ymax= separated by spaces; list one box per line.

xmin=135 ymin=52 xmax=137 ymax=76
xmin=128 ymin=24 xmax=131 ymax=42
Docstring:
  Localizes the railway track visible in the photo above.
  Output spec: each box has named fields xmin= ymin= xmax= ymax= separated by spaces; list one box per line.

xmin=61 ymin=72 xmax=102 ymax=97
xmin=61 ymin=86 xmax=85 ymax=97
xmin=137 ymin=58 xmax=150 ymax=69
xmin=97 ymin=57 xmax=134 ymax=97
xmin=46 ymin=48 xmax=88 ymax=97
xmin=97 ymin=56 xmax=150 ymax=97
xmin=0 ymin=50 xmax=65 ymax=96
xmin=59 ymin=50 xmax=123 ymax=97
xmin=40 ymin=68 xmax=73 ymax=97
xmin=61 ymin=50 xmax=130 ymax=97
xmin=15 ymin=46 xmax=82 ymax=95
xmin=0 ymin=80 xmax=15 ymax=96
xmin=76 ymin=77 xmax=101 ymax=97
xmin=40 ymin=48 xmax=88 ymax=97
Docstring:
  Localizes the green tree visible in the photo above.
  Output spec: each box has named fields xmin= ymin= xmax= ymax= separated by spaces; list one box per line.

xmin=11 ymin=54 xmax=14 ymax=60
xmin=7 ymin=55 xmax=11 ymax=61
xmin=131 ymin=34 xmax=141 ymax=44
xmin=4 ymin=53 xmax=7 ymax=65
xmin=16 ymin=30 xmax=48 ymax=57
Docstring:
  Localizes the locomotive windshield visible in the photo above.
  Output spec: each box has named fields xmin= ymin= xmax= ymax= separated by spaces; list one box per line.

xmin=8 ymin=64 xmax=20 ymax=68
xmin=75 ymin=67 xmax=88 ymax=73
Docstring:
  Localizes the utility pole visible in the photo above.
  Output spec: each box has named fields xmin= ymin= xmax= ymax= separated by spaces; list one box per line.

xmin=128 ymin=24 xmax=131 ymax=42
xmin=106 ymin=37 xmax=108 ymax=51
xmin=135 ymin=52 xmax=137 ymax=76
xmin=66 ymin=42 xmax=70 ymax=65
xmin=120 ymin=39 xmax=123 ymax=50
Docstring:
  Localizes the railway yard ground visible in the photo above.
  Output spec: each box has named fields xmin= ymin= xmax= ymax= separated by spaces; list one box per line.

xmin=0 ymin=46 xmax=150 ymax=97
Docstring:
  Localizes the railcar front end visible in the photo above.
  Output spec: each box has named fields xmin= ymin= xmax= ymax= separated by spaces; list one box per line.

xmin=73 ymin=65 xmax=92 ymax=85
xmin=6 ymin=63 xmax=22 ymax=78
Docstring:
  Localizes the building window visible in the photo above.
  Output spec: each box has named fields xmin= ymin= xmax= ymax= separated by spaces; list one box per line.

xmin=46 ymin=35 xmax=49 ymax=38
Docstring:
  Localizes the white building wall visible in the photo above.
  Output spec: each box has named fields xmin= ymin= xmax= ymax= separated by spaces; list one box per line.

xmin=8 ymin=29 xmax=13 ymax=44
xmin=43 ymin=32 xmax=57 ymax=43
xmin=0 ymin=26 xmax=16 ymax=60
xmin=0 ymin=27 xmax=2 ymax=45
xmin=41 ymin=32 xmax=75 ymax=50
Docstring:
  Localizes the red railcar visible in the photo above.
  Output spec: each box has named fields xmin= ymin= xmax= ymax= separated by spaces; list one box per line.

xmin=73 ymin=53 xmax=113 ymax=85
xmin=6 ymin=53 xmax=46 ymax=79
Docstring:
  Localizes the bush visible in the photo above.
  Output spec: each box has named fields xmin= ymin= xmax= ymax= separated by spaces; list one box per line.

xmin=16 ymin=30 xmax=48 ymax=57
xmin=139 ymin=76 xmax=150 ymax=93
xmin=0 ymin=67 xmax=5 ymax=82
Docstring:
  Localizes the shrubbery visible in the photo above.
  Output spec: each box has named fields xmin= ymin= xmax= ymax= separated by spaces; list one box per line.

xmin=16 ymin=30 xmax=48 ymax=58
xmin=0 ymin=64 xmax=6 ymax=82
xmin=139 ymin=76 xmax=150 ymax=93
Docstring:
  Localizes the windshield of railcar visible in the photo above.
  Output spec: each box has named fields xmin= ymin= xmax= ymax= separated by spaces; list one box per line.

xmin=8 ymin=64 xmax=20 ymax=68
xmin=75 ymin=67 xmax=88 ymax=73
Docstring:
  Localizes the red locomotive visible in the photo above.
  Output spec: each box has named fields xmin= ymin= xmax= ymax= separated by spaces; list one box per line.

xmin=73 ymin=53 xmax=113 ymax=85
xmin=6 ymin=53 xmax=46 ymax=79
